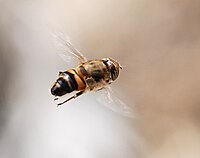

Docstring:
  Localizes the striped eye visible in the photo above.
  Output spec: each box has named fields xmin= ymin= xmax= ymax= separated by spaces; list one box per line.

xmin=102 ymin=58 xmax=120 ymax=81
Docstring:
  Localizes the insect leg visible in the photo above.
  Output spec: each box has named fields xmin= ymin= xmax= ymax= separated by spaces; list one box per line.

xmin=57 ymin=91 xmax=85 ymax=107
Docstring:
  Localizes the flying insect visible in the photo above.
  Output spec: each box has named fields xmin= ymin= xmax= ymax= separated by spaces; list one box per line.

xmin=50 ymin=33 xmax=133 ymax=117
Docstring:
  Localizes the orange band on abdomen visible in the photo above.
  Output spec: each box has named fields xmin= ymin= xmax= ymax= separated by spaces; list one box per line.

xmin=67 ymin=69 xmax=86 ymax=90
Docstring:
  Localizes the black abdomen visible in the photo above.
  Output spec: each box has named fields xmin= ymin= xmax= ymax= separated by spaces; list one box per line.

xmin=51 ymin=72 xmax=78 ymax=96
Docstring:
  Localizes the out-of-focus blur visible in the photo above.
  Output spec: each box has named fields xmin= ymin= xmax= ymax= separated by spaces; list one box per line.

xmin=1 ymin=0 xmax=200 ymax=158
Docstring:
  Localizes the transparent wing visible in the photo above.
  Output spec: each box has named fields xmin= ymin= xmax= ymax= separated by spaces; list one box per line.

xmin=96 ymin=86 xmax=134 ymax=118
xmin=51 ymin=30 xmax=87 ymax=63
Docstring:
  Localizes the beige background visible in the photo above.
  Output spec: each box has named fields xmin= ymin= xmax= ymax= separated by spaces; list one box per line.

xmin=0 ymin=0 xmax=200 ymax=158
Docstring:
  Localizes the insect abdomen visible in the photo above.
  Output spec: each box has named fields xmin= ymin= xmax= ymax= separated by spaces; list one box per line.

xmin=51 ymin=72 xmax=77 ymax=96
xmin=63 ymin=71 xmax=78 ymax=91
xmin=67 ymin=69 xmax=86 ymax=91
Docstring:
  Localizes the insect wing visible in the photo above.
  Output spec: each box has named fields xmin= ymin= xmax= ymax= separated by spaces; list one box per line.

xmin=51 ymin=31 xmax=87 ymax=63
xmin=96 ymin=86 xmax=134 ymax=118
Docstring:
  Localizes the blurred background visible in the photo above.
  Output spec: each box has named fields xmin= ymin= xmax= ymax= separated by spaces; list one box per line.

xmin=0 ymin=0 xmax=200 ymax=158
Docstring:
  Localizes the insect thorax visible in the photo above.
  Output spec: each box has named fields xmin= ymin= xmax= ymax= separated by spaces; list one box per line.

xmin=77 ymin=60 xmax=111 ymax=90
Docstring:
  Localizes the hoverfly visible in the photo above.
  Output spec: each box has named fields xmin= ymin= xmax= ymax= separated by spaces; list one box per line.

xmin=50 ymin=33 xmax=133 ymax=117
